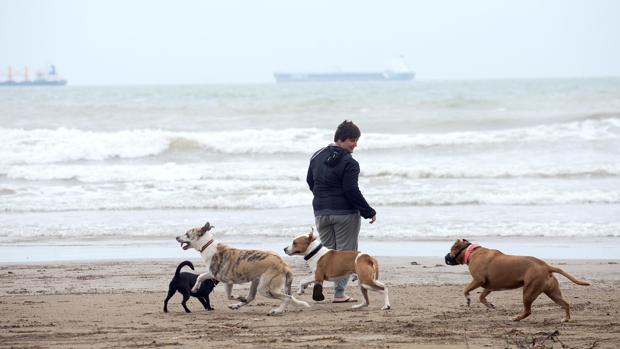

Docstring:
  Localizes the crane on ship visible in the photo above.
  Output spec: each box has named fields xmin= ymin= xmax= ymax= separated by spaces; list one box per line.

xmin=0 ymin=65 xmax=67 ymax=86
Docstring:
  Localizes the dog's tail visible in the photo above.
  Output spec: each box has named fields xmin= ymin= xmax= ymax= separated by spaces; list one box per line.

xmin=175 ymin=260 xmax=195 ymax=278
xmin=371 ymin=258 xmax=380 ymax=280
xmin=550 ymin=267 xmax=591 ymax=286
xmin=357 ymin=254 xmax=380 ymax=280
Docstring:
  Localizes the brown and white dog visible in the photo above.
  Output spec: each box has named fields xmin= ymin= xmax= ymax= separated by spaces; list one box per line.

xmin=283 ymin=229 xmax=390 ymax=310
xmin=176 ymin=222 xmax=310 ymax=315
xmin=445 ymin=239 xmax=591 ymax=322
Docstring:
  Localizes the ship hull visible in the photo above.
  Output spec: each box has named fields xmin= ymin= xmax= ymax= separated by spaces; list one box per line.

xmin=274 ymin=72 xmax=414 ymax=83
xmin=0 ymin=80 xmax=67 ymax=86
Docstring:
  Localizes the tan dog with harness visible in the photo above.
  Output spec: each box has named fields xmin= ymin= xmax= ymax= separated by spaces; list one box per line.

xmin=284 ymin=229 xmax=390 ymax=310
xmin=445 ymin=239 xmax=590 ymax=322
xmin=176 ymin=222 xmax=310 ymax=315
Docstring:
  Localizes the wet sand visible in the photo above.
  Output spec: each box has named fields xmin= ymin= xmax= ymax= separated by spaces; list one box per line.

xmin=1 ymin=256 xmax=619 ymax=348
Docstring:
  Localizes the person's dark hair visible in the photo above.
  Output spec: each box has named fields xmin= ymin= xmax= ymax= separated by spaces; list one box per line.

xmin=333 ymin=120 xmax=361 ymax=142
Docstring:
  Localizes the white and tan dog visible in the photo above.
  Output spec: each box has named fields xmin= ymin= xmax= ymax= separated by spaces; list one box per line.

xmin=284 ymin=229 xmax=390 ymax=310
xmin=176 ymin=222 xmax=309 ymax=315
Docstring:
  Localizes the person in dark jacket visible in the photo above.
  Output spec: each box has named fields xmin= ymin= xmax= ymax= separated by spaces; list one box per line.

xmin=306 ymin=120 xmax=376 ymax=303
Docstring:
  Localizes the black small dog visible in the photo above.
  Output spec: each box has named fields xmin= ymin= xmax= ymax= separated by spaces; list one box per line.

xmin=163 ymin=260 xmax=219 ymax=313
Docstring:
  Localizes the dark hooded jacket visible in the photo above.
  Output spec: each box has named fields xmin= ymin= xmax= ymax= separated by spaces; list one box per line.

xmin=306 ymin=145 xmax=376 ymax=219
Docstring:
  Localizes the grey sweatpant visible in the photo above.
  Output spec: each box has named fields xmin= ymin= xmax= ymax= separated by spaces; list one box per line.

xmin=315 ymin=213 xmax=361 ymax=298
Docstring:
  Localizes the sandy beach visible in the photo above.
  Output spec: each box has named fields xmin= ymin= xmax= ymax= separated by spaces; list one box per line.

xmin=1 ymin=256 xmax=618 ymax=348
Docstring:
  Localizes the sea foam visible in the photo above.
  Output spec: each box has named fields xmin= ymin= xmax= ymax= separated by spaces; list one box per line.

xmin=1 ymin=117 xmax=617 ymax=165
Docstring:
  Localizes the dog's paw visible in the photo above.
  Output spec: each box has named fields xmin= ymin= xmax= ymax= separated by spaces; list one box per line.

xmin=351 ymin=303 xmax=368 ymax=310
xmin=381 ymin=305 xmax=391 ymax=310
xmin=228 ymin=303 xmax=242 ymax=310
xmin=236 ymin=296 xmax=247 ymax=303
xmin=268 ymin=308 xmax=284 ymax=316
xmin=312 ymin=284 xmax=325 ymax=302
xmin=465 ymin=297 xmax=471 ymax=307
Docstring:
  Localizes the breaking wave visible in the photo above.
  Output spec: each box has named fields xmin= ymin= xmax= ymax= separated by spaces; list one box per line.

xmin=1 ymin=117 xmax=618 ymax=165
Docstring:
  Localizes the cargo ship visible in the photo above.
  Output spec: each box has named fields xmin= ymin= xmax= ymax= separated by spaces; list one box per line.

xmin=0 ymin=65 xmax=67 ymax=86
xmin=274 ymin=71 xmax=414 ymax=82
xmin=274 ymin=57 xmax=414 ymax=83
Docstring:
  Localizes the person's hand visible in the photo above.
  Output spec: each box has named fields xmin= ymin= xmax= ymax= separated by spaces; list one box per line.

xmin=369 ymin=215 xmax=376 ymax=224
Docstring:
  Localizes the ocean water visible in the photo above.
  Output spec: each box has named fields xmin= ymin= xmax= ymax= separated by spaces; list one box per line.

xmin=1 ymin=79 xmax=619 ymax=261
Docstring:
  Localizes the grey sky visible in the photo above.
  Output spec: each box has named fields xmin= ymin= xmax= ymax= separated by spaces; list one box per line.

xmin=1 ymin=0 xmax=619 ymax=85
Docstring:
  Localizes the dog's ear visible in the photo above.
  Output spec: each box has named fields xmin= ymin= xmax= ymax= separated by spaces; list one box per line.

xmin=462 ymin=238 xmax=469 ymax=243
xmin=308 ymin=227 xmax=316 ymax=241
xmin=200 ymin=222 xmax=214 ymax=235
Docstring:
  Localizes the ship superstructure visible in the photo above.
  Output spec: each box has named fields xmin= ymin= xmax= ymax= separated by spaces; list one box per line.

xmin=0 ymin=65 xmax=67 ymax=86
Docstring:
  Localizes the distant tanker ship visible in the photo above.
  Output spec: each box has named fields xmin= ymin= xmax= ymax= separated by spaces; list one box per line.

xmin=274 ymin=71 xmax=415 ymax=82
xmin=274 ymin=57 xmax=414 ymax=83
xmin=0 ymin=65 xmax=67 ymax=86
